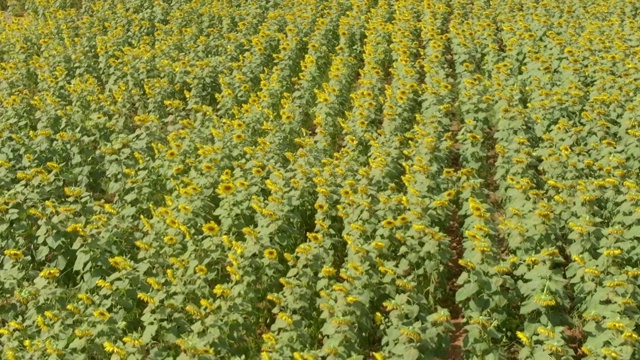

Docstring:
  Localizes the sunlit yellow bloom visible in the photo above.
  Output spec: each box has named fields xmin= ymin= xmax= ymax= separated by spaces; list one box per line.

xmin=307 ymin=232 xmax=322 ymax=243
xmin=166 ymin=149 xmax=178 ymax=159
xmin=103 ymin=342 xmax=126 ymax=357
xmin=533 ymin=293 xmax=556 ymax=307
xmin=443 ymin=168 xmax=456 ymax=177
xmin=601 ymin=348 xmax=621 ymax=359
xmin=123 ymin=336 xmax=143 ymax=347
xmin=604 ymin=248 xmax=623 ymax=257
xmin=39 ymin=268 xmax=60 ymax=279
xmin=4 ymin=249 xmax=24 ymax=261
xmin=381 ymin=219 xmax=396 ymax=228
xmin=277 ymin=312 xmax=293 ymax=325
xmin=162 ymin=235 xmax=177 ymax=245
xmin=202 ymin=221 xmax=220 ymax=235
xmin=264 ymin=248 xmax=278 ymax=260
xmin=137 ymin=292 xmax=156 ymax=305
xmin=458 ymin=259 xmax=476 ymax=270
xmin=185 ymin=305 xmax=204 ymax=318
xmin=93 ymin=309 xmax=110 ymax=320
xmin=400 ymin=328 xmax=421 ymax=341
xmin=216 ymin=182 xmax=236 ymax=195
xmin=74 ymin=328 xmax=93 ymax=338
xmin=213 ymin=284 xmax=231 ymax=297
xmin=96 ymin=279 xmax=113 ymax=290
xmin=77 ymin=293 xmax=93 ymax=304
xmin=262 ymin=332 xmax=277 ymax=345
xmin=134 ymin=240 xmax=152 ymax=251
xmin=622 ymin=331 xmax=639 ymax=342
xmin=144 ymin=277 xmax=162 ymax=290
xmin=108 ymin=256 xmax=132 ymax=271
xmin=8 ymin=321 xmax=24 ymax=330
xmin=67 ymin=223 xmax=88 ymax=236
xmin=314 ymin=202 xmax=328 ymax=212
xmin=195 ymin=265 xmax=208 ymax=275
xmin=516 ymin=331 xmax=531 ymax=346
xmin=583 ymin=267 xmax=601 ymax=276
xmin=36 ymin=316 xmax=49 ymax=330
xmin=571 ymin=255 xmax=585 ymax=265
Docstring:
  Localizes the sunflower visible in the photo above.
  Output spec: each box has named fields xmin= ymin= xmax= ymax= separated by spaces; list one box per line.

xmin=432 ymin=200 xmax=448 ymax=207
xmin=237 ymin=179 xmax=249 ymax=189
xmin=165 ymin=217 xmax=180 ymax=228
xmin=396 ymin=215 xmax=410 ymax=224
xmin=199 ymin=348 xmax=214 ymax=355
xmin=340 ymin=188 xmax=353 ymax=197
xmin=442 ymin=168 xmax=456 ymax=177
xmin=46 ymin=162 xmax=60 ymax=171
xmin=195 ymin=265 xmax=208 ymax=275
xmin=381 ymin=219 xmax=396 ymax=228
xmin=202 ymin=163 xmax=215 ymax=172
xmin=443 ymin=190 xmax=456 ymax=199
xmin=533 ymin=293 xmax=556 ymax=307
xmin=516 ymin=331 xmax=531 ymax=346
xmin=74 ymin=329 xmax=93 ymax=338
xmin=66 ymin=304 xmax=81 ymax=314
xmin=133 ymin=240 xmax=151 ymax=251
xmin=262 ymin=333 xmax=277 ymax=344
xmin=137 ymin=292 xmax=156 ymax=305
xmin=252 ymin=167 xmax=265 ymax=176
xmin=321 ymin=266 xmax=336 ymax=277
xmin=622 ymin=331 xmax=639 ymax=342
xmin=264 ymin=248 xmax=278 ymax=260
xmin=93 ymin=309 xmax=111 ymax=320
xmin=458 ymin=259 xmax=476 ymax=270
xmin=216 ymin=182 xmax=236 ymax=196
xmin=103 ymin=342 xmax=126 ymax=357
xmin=39 ymin=268 xmax=60 ymax=279
xmin=77 ymin=294 xmax=93 ymax=304
xmin=123 ymin=336 xmax=143 ymax=347
xmin=163 ymin=236 xmax=178 ymax=245
xmin=307 ymin=232 xmax=322 ymax=243
xmin=166 ymin=149 xmax=178 ymax=159
xmin=108 ymin=256 xmax=132 ymax=271
xmin=96 ymin=279 xmax=113 ymax=290
xmin=146 ymin=277 xmax=162 ymax=290
xmin=314 ymin=202 xmax=328 ymax=212
xmin=202 ymin=221 xmax=220 ymax=236
xmin=4 ymin=249 xmax=24 ymax=261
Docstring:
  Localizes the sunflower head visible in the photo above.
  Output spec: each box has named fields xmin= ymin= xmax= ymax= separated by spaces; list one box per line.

xmin=202 ymin=221 xmax=220 ymax=236
xmin=264 ymin=248 xmax=278 ymax=260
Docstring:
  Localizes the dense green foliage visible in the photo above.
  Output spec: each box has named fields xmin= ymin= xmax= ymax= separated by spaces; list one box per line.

xmin=1 ymin=0 xmax=640 ymax=359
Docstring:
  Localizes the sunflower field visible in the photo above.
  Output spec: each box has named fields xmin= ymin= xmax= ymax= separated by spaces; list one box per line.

xmin=1 ymin=0 xmax=639 ymax=358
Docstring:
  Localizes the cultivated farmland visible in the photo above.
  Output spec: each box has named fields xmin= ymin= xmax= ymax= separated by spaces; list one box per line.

xmin=1 ymin=0 xmax=640 ymax=359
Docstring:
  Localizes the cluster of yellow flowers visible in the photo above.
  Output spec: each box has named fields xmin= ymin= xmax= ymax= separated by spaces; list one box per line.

xmin=1 ymin=0 xmax=639 ymax=358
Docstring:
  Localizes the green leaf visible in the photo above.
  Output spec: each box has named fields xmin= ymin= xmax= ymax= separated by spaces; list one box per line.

xmin=392 ymin=344 xmax=408 ymax=355
xmin=455 ymin=282 xmax=479 ymax=302
xmin=142 ymin=323 xmax=158 ymax=343
xmin=74 ymin=251 xmax=91 ymax=272
xmin=519 ymin=300 xmax=539 ymax=315
xmin=320 ymin=322 xmax=335 ymax=335
xmin=404 ymin=348 xmax=420 ymax=360
xmin=56 ymin=255 xmax=67 ymax=269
